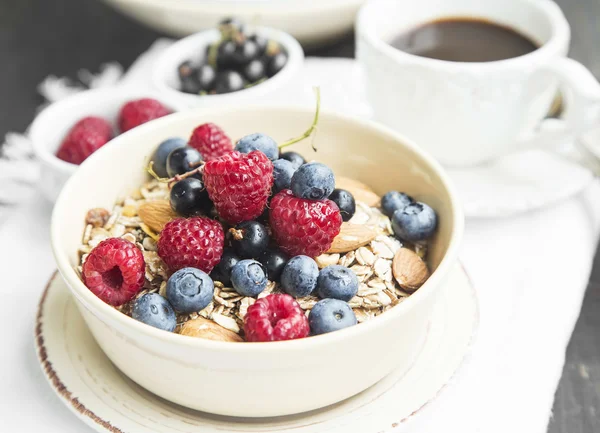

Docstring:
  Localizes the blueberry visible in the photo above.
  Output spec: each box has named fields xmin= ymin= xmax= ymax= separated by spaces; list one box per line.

xmin=215 ymin=70 xmax=246 ymax=94
xmin=381 ymin=191 xmax=414 ymax=218
xmin=231 ymin=221 xmax=269 ymax=258
xmin=211 ymin=248 xmax=240 ymax=286
xmin=280 ymin=151 xmax=305 ymax=169
xmin=328 ymin=189 xmax=355 ymax=222
xmin=196 ymin=64 xmax=217 ymax=91
xmin=166 ymin=268 xmax=214 ymax=314
xmin=235 ymin=133 xmax=279 ymax=160
xmin=258 ymin=248 xmax=289 ymax=282
xmin=170 ymin=177 xmax=211 ymax=216
xmin=272 ymin=159 xmax=296 ymax=192
xmin=309 ymin=299 xmax=357 ymax=335
xmin=167 ymin=146 xmax=203 ymax=177
xmin=317 ymin=265 xmax=359 ymax=301
xmin=151 ymin=138 xmax=186 ymax=178
xmin=280 ymin=255 xmax=318 ymax=297
xmin=267 ymin=52 xmax=288 ymax=77
xmin=243 ymin=59 xmax=266 ymax=83
xmin=132 ymin=293 xmax=176 ymax=332
xmin=290 ymin=162 xmax=335 ymax=200
xmin=392 ymin=202 xmax=438 ymax=242
xmin=231 ymin=259 xmax=268 ymax=297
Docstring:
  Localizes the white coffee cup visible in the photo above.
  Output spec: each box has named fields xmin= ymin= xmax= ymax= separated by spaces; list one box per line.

xmin=357 ymin=0 xmax=600 ymax=167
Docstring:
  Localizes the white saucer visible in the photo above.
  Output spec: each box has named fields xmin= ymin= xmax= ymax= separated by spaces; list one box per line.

xmin=35 ymin=265 xmax=478 ymax=433
xmin=279 ymin=58 xmax=594 ymax=218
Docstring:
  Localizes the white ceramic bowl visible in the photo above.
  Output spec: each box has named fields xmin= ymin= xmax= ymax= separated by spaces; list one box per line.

xmin=102 ymin=0 xmax=366 ymax=47
xmin=51 ymin=105 xmax=464 ymax=417
xmin=30 ymin=87 xmax=185 ymax=202
xmin=152 ymin=27 xmax=304 ymax=108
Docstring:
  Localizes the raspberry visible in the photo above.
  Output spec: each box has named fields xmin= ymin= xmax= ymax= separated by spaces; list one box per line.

xmin=56 ymin=116 xmax=112 ymax=165
xmin=188 ymin=123 xmax=233 ymax=161
xmin=269 ymin=189 xmax=342 ymax=257
xmin=157 ymin=217 xmax=224 ymax=273
xmin=118 ymin=98 xmax=171 ymax=133
xmin=82 ymin=238 xmax=145 ymax=306
xmin=204 ymin=150 xmax=273 ymax=224
xmin=244 ymin=294 xmax=310 ymax=342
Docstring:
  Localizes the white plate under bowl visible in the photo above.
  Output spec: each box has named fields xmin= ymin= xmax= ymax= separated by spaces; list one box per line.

xmin=284 ymin=58 xmax=594 ymax=218
xmin=35 ymin=265 xmax=478 ymax=433
xmin=102 ymin=0 xmax=365 ymax=47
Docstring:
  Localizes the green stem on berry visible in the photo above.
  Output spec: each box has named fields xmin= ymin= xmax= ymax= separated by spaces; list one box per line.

xmin=146 ymin=161 xmax=205 ymax=188
xmin=278 ymin=87 xmax=321 ymax=152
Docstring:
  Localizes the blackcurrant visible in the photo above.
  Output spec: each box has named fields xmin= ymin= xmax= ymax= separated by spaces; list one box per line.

xmin=243 ymin=59 xmax=266 ymax=83
xmin=215 ymin=70 xmax=246 ymax=94
xmin=328 ymin=189 xmax=356 ymax=222
xmin=267 ymin=52 xmax=288 ymax=77
xmin=211 ymin=248 xmax=240 ymax=286
xmin=166 ymin=147 xmax=203 ymax=177
xmin=231 ymin=220 xmax=269 ymax=258
xmin=259 ymin=249 xmax=289 ymax=282
xmin=170 ymin=177 xmax=212 ymax=217
xmin=196 ymin=64 xmax=216 ymax=91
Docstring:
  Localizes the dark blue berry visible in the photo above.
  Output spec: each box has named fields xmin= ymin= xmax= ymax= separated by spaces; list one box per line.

xmin=249 ymin=34 xmax=268 ymax=55
xmin=166 ymin=268 xmax=214 ymax=314
xmin=317 ymin=265 xmax=359 ymax=301
xmin=232 ymin=40 xmax=259 ymax=67
xmin=280 ymin=255 xmax=318 ymax=297
xmin=231 ymin=259 xmax=268 ymax=297
xmin=280 ymin=151 xmax=305 ymax=169
xmin=235 ymin=133 xmax=279 ymax=160
xmin=290 ymin=162 xmax=335 ymax=200
xmin=258 ymin=248 xmax=289 ymax=282
xmin=392 ymin=202 xmax=437 ymax=242
xmin=215 ymin=70 xmax=246 ymax=94
xmin=243 ymin=59 xmax=266 ymax=82
xmin=196 ymin=64 xmax=217 ymax=90
xmin=167 ymin=146 xmax=203 ymax=177
xmin=180 ymin=75 xmax=201 ymax=94
xmin=309 ymin=299 xmax=357 ymax=335
xmin=216 ymin=41 xmax=237 ymax=69
xmin=231 ymin=221 xmax=269 ymax=259
xmin=267 ymin=52 xmax=288 ymax=77
xmin=328 ymin=189 xmax=355 ymax=222
xmin=170 ymin=177 xmax=212 ymax=216
xmin=152 ymin=138 xmax=186 ymax=178
xmin=381 ymin=191 xmax=414 ymax=218
xmin=211 ymin=248 xmax=240 ymax=286
xmin=132 ymin=293 xmax=176 ymax=332
xmin=272 ymin=159 xmax=295 ymax=192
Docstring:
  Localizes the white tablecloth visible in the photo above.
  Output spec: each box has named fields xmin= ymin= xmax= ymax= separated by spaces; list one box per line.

xmin=1 ymin=41 xmax=599 ymax=433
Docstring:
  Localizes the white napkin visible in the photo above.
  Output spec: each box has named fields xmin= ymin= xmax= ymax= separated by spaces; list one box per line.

xmin=0 ymin=40 xmax=598 ymax=433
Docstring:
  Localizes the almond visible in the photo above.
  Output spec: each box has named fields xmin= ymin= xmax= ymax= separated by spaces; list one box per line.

xmin=392 ymin=248 xmax=429 ymax=291
xmin=327 ymin=222 xmax=378 ymax=253
xmin=179 ymin=317 xmax=243 ymax=343
xmin=336 ymin=176 xmax=380 ymax=207
xmin=138 ymin=200 xmax=177 ymax=233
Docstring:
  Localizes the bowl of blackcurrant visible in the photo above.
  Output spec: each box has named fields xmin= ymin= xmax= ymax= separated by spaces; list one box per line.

xmin=152 ymin=18 xmax=304 ymax=108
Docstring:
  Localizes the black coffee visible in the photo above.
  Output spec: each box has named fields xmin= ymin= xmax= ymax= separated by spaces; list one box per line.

xmin=390 ymin=18 xmax=538 ymax=62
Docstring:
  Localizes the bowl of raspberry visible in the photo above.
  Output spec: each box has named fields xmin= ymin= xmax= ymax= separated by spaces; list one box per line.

xmin=50 ymin=103 xmax=463 ymax=417
xmin=151 ymin=19 xmax=304 ymax=108
xmin=30 ymin=88 xmax=185 ymax=202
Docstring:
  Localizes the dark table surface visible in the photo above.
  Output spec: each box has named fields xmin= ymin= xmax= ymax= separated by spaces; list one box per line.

xmin=1 ymin=0 xmax=598 ymax=431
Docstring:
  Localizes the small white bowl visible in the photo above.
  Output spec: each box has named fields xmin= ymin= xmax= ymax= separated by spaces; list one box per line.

xmin=103 ymin=0 xmax=366 ymax=47
xmin=51 ymin=104 xmax=464 ymax=417
xmin=30 ymin=87 xmax=185 ymax=202
xmin=151 ymin=27 xmax=304 ymax=108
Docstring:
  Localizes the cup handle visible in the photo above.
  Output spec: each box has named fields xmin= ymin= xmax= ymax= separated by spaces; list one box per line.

xmin=520 ymin=57 xmax=600 ymax=148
